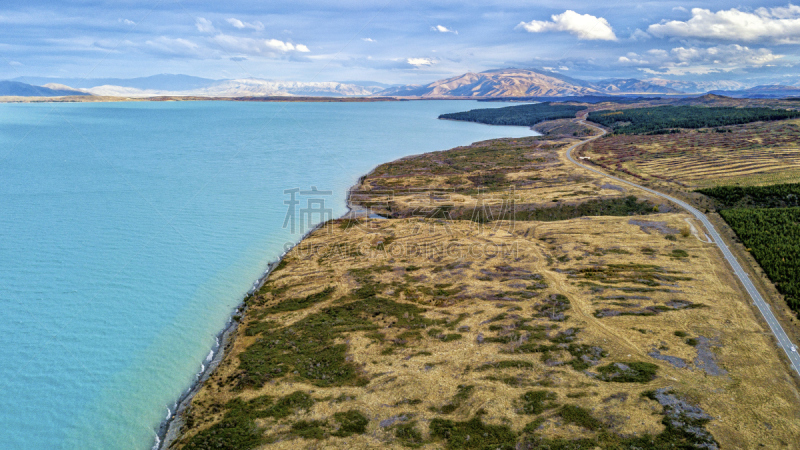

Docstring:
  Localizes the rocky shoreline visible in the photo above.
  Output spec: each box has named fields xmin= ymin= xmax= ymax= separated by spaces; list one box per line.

xmin=153 ymin=178 xmax=380 ymax=450
xmin=155 ymin=267 xmax=265 ymax=450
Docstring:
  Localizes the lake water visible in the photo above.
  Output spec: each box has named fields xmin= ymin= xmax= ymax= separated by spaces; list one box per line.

xmin=0 ymin=100 xmax=536 ymax=449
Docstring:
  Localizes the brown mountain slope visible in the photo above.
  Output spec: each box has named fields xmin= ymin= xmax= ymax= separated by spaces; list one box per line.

xmin=381 ymin=68 xmax=603 ymax=97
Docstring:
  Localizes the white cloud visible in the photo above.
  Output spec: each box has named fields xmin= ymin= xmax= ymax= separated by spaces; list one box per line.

xmin=226 ymin=18 xmax=264 ymax=31
xmin=630 ymin=28 xmax=650 ymax=41
xmin=542 ymin=65 xmax=569 ymax=72
xmin=119 ymin=18 xmax=135 ymax=26
xmin=407 ymin=57 xmax=435 ymax=67
xmin=516 ymin=10 xmax=617 ymax=41
xmin=627 ymin=44 xmax=784 ymax=75
xmin=195 ymin=17 xmax=215 ymax=33
xmin=648 ymin=5 xmax=800 ymax=43
xmin=362 ymin=37 xmax=376 ymax=42
xmin=672 ymin=6 xmax=687 ymax=12
xmin=617 ymin=52 xmax=649 ymax=64
xmin=227 ymin=18 xmax=246 ymax=28
xmin=432 ymin=25 xmax=458 ymax=34
xmin=9 ymin=61 xmax=22 ymax=66
xmin=145 ymin=36 xmax=203 ymax=58
xmin=211 ymin=34 xmax=309 ymax=56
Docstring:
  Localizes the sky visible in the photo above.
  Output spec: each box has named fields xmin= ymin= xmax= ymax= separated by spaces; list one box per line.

xmin=1 ymin=1 xmax=800 ymax=85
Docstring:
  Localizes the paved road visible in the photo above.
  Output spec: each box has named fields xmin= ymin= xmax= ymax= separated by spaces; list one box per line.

xmin=565 ymin=120 xmax=800 ymax=377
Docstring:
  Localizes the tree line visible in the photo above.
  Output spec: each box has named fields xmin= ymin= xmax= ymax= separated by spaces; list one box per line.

xmin=439 ymin=103 xmax=586 ymax=127
xmin=720 ymin=207 xmax=800 ymax=314
xmin=697 ymin=182 xmax=800 ymax=209
xmin=587 ymin=106 xmax=800 ymax=135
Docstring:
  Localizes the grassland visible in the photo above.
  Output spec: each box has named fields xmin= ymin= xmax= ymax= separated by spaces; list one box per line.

xmin=578 ymin=119 xmax=800 ymax=189
xmin=172 ymin=129 xmax=800 ymax=449
xmin=348 ymin=123 xmax=668 ymax=222
xmin=574 ymin=99 xmax=800 ymax=332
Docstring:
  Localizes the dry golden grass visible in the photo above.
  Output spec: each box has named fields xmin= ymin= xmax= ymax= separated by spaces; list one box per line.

xmin=173 ymin=121 xmax=800 ymax=450
xmin=350 ymin=134 xmax=652 ymax=219
xmin=176 ymin=209 xmax=800 ymax=449
xmin=580 ymin=119 xmax=800 ymax=189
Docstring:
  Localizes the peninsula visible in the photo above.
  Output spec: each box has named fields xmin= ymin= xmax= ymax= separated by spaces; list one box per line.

xmin=164 ymin=99 xmax=800 ymax=449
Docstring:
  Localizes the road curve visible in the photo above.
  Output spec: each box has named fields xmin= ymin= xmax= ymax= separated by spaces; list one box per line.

xmin=565 ymin=120 xmax=800 ymax=377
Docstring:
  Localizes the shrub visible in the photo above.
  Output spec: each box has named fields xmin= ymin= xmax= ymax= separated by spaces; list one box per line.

xmin=558 ymin=404 xmax=604 ymax=431
xmin=429 ymin=416 xmax=517 ymax=450
xmin=517 ymin=390 xmax=558 ymax=415
xmin=394 ymin=421 xmax=424 ymax=447
xmin=596 ymin=361 xmax=658 ymax=383
xmin=332 ymin=410 xmax=369 ymax=436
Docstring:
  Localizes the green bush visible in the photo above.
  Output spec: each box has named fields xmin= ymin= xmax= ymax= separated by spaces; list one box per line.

xmin=263 ymin=286 xmax=335 ymax=313
xmin=394 ymin=421 xmax=424 ymax=447
xmin=517 ymin=390 xmax=558 ymax=415
xmin=596 ymin=361 xmax=658 ymax=383
xmin=429 ymin=416 xmax=517 ymax=450
xmin=238 ymin=297 xmax=429 ymax=388
xmin=183 ymin=392 xmax=314 ymax=450
xmin=558 ymin=405 xmax=604 ymax=431
xmin=332 ymin=410 xmax=369 ymax=436
xmin=290 ymin=420 xmax=326 ymax=439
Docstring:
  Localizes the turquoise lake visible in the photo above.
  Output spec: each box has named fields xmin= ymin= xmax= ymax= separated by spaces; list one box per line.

xmin=0 ymin=100 xmax=536 ymax=449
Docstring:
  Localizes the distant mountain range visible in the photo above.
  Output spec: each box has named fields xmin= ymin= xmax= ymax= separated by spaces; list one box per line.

xmin=708 ymin=84 xmax=800 ymax=98
xmin=378 ymin=69 xmax=603 ymax=97
xmin=6 ymin=74 xmax=390 ymax=97
xmin=4 ymin=69 xmax=800 ymax=99
xmin=13 ymin=74 xmax=216 ymax=91
xmin=81 ymin=79 xmax=388 ymax=97
xmin=376 ymin=68 xmax=761 ymax=97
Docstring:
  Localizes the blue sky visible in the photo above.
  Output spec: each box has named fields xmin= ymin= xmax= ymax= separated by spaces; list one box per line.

xmin=2 ymin=1 xmax=800 ymax=84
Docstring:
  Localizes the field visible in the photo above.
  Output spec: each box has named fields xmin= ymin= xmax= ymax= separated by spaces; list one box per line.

xmin=173 ymin=131 xmax=800 ymax=450
xmin=578 ymin=119 xmax=800 ymax=189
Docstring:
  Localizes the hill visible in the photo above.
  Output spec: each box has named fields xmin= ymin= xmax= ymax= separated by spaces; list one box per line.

xmin=708 ymin=85 xmax=800 ymax=99
xmin=379 ymin=68 xmax=604 ymax=97
xmin=379 ymin=69 xmax=704 ymax=98
xmin=591 ymin=78 xmax=681 ymax=94
xmin=0 ymin=81 xmax=91 ymax=97
xmin=641 ymin=78 xmax=749 ymax=93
